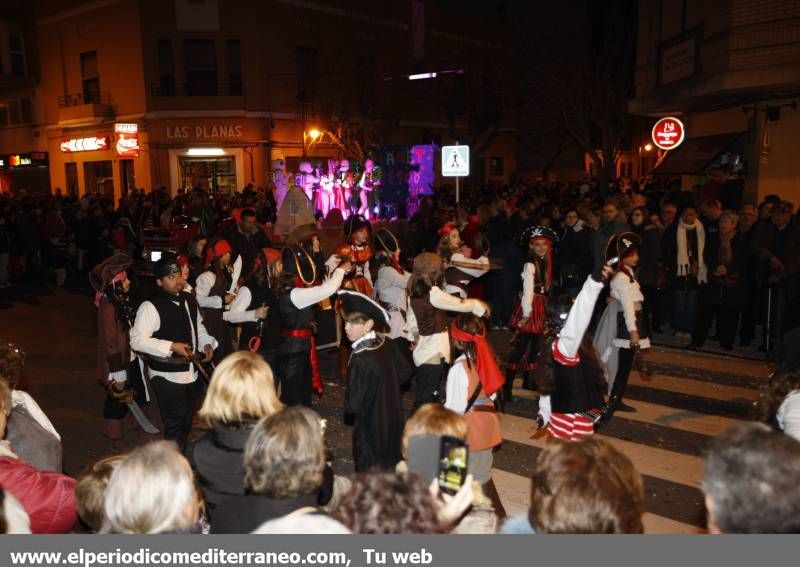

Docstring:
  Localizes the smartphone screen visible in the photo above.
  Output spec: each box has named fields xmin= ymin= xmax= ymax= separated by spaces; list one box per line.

xmin=150 ymin=251 xmax=162 ymax=262
xmin=437 ymin=435 xmax=469 ymax=495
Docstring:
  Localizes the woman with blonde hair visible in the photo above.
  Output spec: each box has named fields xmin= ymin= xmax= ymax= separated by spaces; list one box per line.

xmin=188 ymin=351 xmax=283 ymax=519
xmin=103 ymin=441 xmax=199 ymax=534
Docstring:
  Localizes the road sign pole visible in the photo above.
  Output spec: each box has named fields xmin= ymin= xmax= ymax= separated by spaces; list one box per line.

xmin=456 ymin=176 xmax=460 ymax=204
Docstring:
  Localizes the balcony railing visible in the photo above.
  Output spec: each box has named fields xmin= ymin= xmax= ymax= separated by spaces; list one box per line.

xmin=150 ymin=82 xmax=243 ymax=97
xmin=57 ymin=92 xmax=112 ymax=108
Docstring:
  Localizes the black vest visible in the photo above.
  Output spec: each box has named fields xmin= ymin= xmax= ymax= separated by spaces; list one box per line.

xmin=148 ymin=291 xmax=200 ymax=372
xmin=239 ymin=278 xmax=281 ymax=353
xmin=278 ymin=290 xmax=314 ymax=354
xmin=410 ymin=294 xmax=448 ymax=336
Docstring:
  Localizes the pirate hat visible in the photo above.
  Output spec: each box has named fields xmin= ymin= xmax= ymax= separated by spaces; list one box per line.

xmin=374 ymin=227 xmax=400 ymax=253
xmin=605 ymin=232 xmax=641 ymax=263
xmin=337 ymin=289 xmax=390 ymax=332
xmin=89 ymin=253 xmax=133 ymax=292
xmin=521 ymin=225 xmax=559 ymax=247
xmin=286 ymin=223 xmax=319 ymax=246
xmin=343 ymin=214 xmax=371 ymax=238
xmin=281 ymin=245 xmax=317 ymax=286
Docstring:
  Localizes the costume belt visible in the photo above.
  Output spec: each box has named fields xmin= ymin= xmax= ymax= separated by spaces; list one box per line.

xmin=280 ymin=329 xmax=324 ymax=395
xmin=281 ymin=328 xmax=313 ymax=338
xmin=143 ymin=353 xmax=200 ymax=365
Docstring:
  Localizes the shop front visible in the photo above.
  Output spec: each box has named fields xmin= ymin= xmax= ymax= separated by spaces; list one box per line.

xmin=47 ymin=124 xmax=150 ymax=201
xmin=147 ymin=117 xmax=268 ymax=196
xmin=0 ymin=152 xmax=50 ymax=195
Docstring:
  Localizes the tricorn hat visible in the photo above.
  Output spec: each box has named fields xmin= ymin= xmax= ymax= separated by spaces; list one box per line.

xmin=605 ymin=232 xmax=641 ymax=263
xmin=89 ymin=253 xmax=133 ymax=292
xmin=337 ymin=289 xmax=390 ymax=332
xmin=343 ymin=214 xmax=371 ymax=238
xmin=286 ymin=223 xmax=319 ymax=246
xmin=281 ymin=245 xmax=317 ymax=286
xmin=521 ymin=225 xmax=559 ymax=246
xmin=374 ymin=227 xmax=399 ymax=253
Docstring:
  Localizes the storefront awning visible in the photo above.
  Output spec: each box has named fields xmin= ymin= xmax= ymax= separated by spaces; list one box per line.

xmin=651 ymin=132 xmax=744 ymax=175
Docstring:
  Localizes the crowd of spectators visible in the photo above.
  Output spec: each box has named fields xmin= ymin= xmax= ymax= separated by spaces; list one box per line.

xmin=1 ymin=173 xmax=800 ymax=535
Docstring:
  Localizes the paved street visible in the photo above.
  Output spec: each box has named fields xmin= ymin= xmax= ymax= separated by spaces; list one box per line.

xmin=0 ymin=284 xmax=774 ymax=534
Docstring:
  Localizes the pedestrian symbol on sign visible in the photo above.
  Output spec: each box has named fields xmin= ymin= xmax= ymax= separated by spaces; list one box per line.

xmin=442 ymin=145 xmax=470 ymax=177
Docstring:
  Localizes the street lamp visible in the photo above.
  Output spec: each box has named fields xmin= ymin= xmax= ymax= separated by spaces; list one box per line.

xmin=302 ymin=127 xmax=321 ymax=158
xmin=644 ymin=143 xmax=653 ymax=152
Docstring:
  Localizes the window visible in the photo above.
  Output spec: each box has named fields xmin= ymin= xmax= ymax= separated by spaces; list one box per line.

xmin=295 ymin=46 xmax=318 ymax=102
xmin=20 ymin=98 xmax=32 ymax=123
xmin=80 ymin=51 xmax=100 ymax=103
xmin=9 ymin=34 xmax=25 ymax=76
xmin=184 ymin=39 xmax=217 ymax=95
xmin=226 ymin=40 xmax=242 ymax=95
xmin=157 ymin=40 xmax=175 ymax=95
xmin=7 ymin=100 xmax=20 ymax=125
xmin=490 ymin=156 xmax=504 ymax=176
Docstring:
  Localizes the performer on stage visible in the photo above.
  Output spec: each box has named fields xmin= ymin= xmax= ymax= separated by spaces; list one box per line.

xmin=195 ymin=239 xmax=236 ymax=362
xmin=335 ymin=159 xmax=354 ymax=218
xmin=594 ymin=233 xmax=651 ymax=420
xmin=404 ymin=252 xmax=490 ymax=409
xmin=297 ymin=161 xmax=319 ymax=204
xmin=338 ymin=289 xmax=411 ymax=472
xmin=505 ymin=226 xmax=558 ymax=401
xmin=130 ymin=253 xmax=217 ymax=450
xmin=535 ymin=261 xmax=616 ymax=441
xmin=278 ymin=245 xmax=350 ymax=407
xmin=357 ymin=158 xmax=381 ymax=220
xmin=225 ymin=247 xmax=282 ymax=371
xmin=437 ymin=222 xmax=490 ymax=299
xmin=91 ymin=254 xmax=150 ymax=451
xmin=318 ymin=159 xmax=338 ymax=219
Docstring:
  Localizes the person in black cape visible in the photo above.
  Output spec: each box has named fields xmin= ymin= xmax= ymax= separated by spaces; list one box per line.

xmin=338 ymin=289 xmax=412 ymax=472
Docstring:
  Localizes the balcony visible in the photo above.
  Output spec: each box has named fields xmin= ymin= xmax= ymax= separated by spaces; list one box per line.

xmin=149 ymin=82 xmax=245 ymax=111
xmin=57 ymin=92 xmax=115 ymax=126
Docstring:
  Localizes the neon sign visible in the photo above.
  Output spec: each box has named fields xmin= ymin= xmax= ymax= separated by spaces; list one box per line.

xmin=60 ymin=136 xmax=110 ymax=153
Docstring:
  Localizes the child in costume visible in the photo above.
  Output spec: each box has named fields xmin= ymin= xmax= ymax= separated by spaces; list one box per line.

xmin=338 ymin=290 xmax=412 ymax=472
xmin=505 ymin=226 xmax=558 ymax=401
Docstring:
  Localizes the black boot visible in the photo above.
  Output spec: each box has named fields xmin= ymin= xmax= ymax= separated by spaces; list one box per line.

xmin=502 ymin=370 xmax=515 ymax=403
xmin=522 ymin=371 xmax=537 ymax=391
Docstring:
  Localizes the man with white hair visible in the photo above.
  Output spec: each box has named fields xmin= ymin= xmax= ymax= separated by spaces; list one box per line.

xmin=103 ymin=441 xmax=199 ymax=534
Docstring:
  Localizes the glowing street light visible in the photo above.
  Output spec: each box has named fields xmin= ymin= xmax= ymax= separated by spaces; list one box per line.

xmin=308 ymin=129 xmax=321 ymax=141
xmin=644 ymin=143 xmax=653 ymax=152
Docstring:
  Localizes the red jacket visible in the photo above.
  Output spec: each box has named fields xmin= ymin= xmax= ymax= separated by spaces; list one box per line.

xmin=0 ymin=457 xmax=77 ymax=533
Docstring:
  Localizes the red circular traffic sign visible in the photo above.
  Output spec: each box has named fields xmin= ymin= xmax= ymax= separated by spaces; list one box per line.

xmin=651 ymin=117 xmax=686 ymax=150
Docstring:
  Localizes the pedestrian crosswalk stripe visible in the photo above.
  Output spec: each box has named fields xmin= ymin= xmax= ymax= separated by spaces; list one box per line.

xmin=629 ymin=371 xmax=761 ymax=402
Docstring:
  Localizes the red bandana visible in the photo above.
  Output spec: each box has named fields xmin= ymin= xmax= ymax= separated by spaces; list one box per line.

xmin=449 ymin=321 xmax=505 ymax=396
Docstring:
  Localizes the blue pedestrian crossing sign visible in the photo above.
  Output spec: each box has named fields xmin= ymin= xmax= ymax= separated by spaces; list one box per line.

xmin=441 ymin=145 xmax=469 ymax=177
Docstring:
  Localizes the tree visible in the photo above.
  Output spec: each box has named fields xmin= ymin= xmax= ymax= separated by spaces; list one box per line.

xmin=515 ymin=0 xmax=636 ymax=189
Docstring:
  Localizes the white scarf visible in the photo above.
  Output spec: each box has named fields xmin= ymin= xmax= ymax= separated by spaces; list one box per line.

xmin=676 ymin=219 xmax=707 ymax=284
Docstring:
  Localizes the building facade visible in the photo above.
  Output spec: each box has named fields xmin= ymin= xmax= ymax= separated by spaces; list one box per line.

xmin=631 ymin=0 xmax=800 ymax=204
xmin=0 ymin=0 xmax=517 ymax=201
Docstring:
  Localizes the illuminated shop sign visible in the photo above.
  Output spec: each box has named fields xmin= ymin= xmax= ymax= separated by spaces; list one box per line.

xmin=115 ymin=123 xmax=140 ymax=157
xmin=0 ymin=152 xmax=49 ymax=169
xmin=651 ymin=117 xmax=686 ymax=150
xmin=60 ymin=136 xmax=110 ymax=153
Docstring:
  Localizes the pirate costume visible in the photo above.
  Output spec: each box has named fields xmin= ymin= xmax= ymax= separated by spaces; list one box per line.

xmin=404 ymin=253 xmax=489 ymax=408
xmin=130 ymin=254 xmax=218 ymax=450
xmin=505 ymin=226 xmax=558 ymax=400
xmin=195 ymin=239 xmax=236 ymax=362
xmin=339 ymin=290 xmax=411 ymax=472
xmin=373 ymin=228 xmax=411 ymax=339
xmin=537 ymin=270 xmax=609 ymax=441
xmin=439 ymin=223 xmax=490 ymax=299
xmin=594 ymin=232 xmax=651 ymax=418
xmin=278 ymin=245 xmax=347 ymax=407
xmin=91 ymin=253 xmax=150 ymax=449
xmin=225 ymin=247 xmax=282 ymax=371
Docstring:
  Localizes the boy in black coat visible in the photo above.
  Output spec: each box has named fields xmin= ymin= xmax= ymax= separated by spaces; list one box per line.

xmin=338 ymin=290 xmax=412 ymax=472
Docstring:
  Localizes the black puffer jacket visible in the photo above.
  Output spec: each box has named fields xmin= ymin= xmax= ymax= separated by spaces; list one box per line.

xmin=188 ymin=421 xmax=254 ymax=519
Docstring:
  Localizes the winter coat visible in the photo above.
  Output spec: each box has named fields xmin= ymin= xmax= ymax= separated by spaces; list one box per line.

xmin=0 ymin=456 xmax=77 ymax=533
